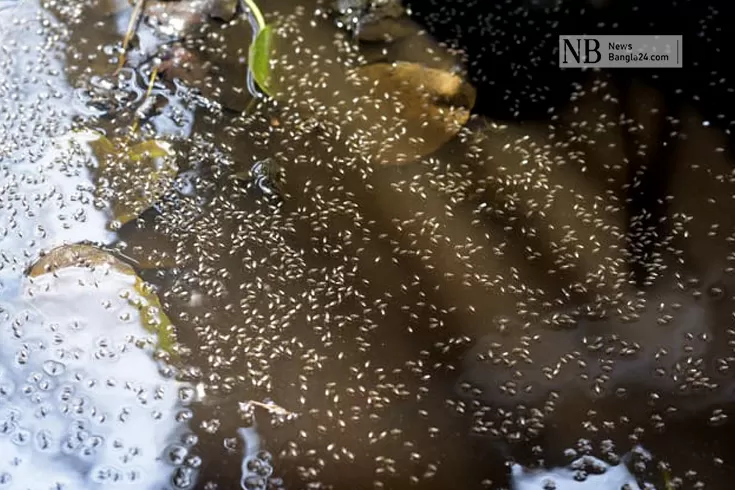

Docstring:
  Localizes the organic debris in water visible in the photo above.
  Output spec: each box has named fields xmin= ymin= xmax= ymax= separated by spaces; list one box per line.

xmin=345 ymin=62 xmax=476 ymax=164
xmin=241 ymin=400 xmax=299 ymax=419
xmin=68 ymin=130 xmax=178 ymax=227
xmin=332 ymin=0 xmax=413 ymax=43
xmin=231 ymin=158 xmax=285 ymax=198
xmin=29 ymin=244 xmax=179 ymax=354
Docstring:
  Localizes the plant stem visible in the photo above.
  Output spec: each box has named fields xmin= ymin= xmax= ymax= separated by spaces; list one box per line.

xmin=130 ymin=65 xmax=159 ymax=136
xmin=144 ymin=65 xmax=159 ymax=99
xmin=116 ymin=0 xmax=146 ymax=74
xmin=240 ymin=0 xmax=266 ymax=31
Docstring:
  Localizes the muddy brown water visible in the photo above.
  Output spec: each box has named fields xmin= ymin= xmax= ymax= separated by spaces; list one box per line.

xmin=1 ymin=0 xmax=734 ymax=489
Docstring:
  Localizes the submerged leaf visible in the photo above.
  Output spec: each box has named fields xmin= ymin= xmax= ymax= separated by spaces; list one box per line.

xmin=28 ymin=244 xmax=177 ymax=354
xmin=69 ymin=129 xmax=117 ymax=156
xmin=345 ymin=62 xmax=476 ymax=165
xmin=354 ymin=16 xmax=414 ymax=43
xmin=663 ymin=469 xmax=674 ymax=490
xmin=158 ymin=44 xmax=209 ymax=88
xmin=133 ymin=276 xmax=177 ymax=354
xmin=207 ymin=0 xmax=238 ymax=21
xmin=71 ymin=132 xmax=178 ymax=227
xmin=129 ymin=139 xmax=173 ymax=160
xmin=108 ymin=140 xmax=177 ymax=226
xmin=248 ymin=24 xmax=275 ymax=97
xmin=29 ymin=243 xmax=135 ymax=277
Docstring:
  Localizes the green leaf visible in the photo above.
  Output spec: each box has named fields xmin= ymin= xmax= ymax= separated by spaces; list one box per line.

xmin=88 ymin=134 xmax=117 ymax=157
xmin=248 ymin=24 xmax=275 ymax=97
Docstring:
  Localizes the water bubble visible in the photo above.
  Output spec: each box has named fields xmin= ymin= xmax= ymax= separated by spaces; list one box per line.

xmin=0 ymin=473 xmax=11 ymax=486
xmin=166 ymin=444 xmax=189 ymax=465
xmin=35 ymin=429 xmax=53 ymax=451
xmin=201 ymin=418 xmax=221 ymax=434
xmin=178 ymin=386 xmax=196 ymax=403
xmin=0 ymin=419 xmax=16 ymax=437
xmin=707 ymin=283 xmax=725 ymax=300
xmin=176 ymin=409 xmax=193 ymax=423
xmin=181 ymin=433 xmax=199 ymax=447
xmin=11 ymin=428 xmax=30 ymax=446
xmin=246 ymin=458 xmax=273 ymax=478
xmin=172 ymin=466 xmax=196 ymax=489
xmin=224 ymin=437 xmax=240 ymax=452
xmin=241 ymin=474 xmax=266 ymax=490
xmin=185 ymin=455 xmax=202 ymax=469
xmin=255 ymin=450 xmax=272 ymax=464
xmin=90 ymin=465 xmax=123 ymax=484
xmin=41 ymin=359 xmax=65 ymax=376
xmin=0 ymin=380 xmax=15 ymax=399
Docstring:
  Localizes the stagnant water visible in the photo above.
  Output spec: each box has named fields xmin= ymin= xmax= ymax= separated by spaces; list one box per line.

xmin=1 ymin=0 xmax=734 ymax=488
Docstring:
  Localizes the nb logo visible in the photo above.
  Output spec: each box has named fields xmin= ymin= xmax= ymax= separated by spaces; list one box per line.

xmin=561 ymin=38 xmax=602 ymax=64
xmin=558 ymin=35 xmax=682 ymax=69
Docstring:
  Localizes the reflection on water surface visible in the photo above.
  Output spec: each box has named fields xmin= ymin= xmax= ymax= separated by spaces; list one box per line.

xmin=1 ymin=0 xmax=735 ymax=489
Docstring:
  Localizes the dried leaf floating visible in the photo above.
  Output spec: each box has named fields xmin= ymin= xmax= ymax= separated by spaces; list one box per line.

xmin=29 ymin=244 xmax=178 ymax=355
xmin=345 ymin=62 xmax=476 ymax=165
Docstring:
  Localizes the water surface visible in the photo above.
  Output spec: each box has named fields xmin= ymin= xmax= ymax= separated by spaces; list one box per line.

xmin=1 ymin=0 xmax=735 ymax=489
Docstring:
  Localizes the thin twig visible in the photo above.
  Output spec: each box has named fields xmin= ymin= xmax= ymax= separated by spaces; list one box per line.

xmin=143 ymin=65 xmax=160 ymax=99
xmin=129 ymin=65 xmax=159 ymax=136
xmin=116 ymin=0 xmax=147 ymax=74
xmin=246 ymin=400 xmax=298 ymax=417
